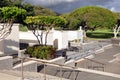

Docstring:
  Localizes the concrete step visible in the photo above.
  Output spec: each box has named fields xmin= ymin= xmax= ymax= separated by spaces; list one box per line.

xmin=0 ymin=70 xmax=70 ymax=80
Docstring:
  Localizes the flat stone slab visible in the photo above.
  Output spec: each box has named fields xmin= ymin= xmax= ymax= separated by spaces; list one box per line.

xmin=0 ymin=72 xmax=20 ymax=80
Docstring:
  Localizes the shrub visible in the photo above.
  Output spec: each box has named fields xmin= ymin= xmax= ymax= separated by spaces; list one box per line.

xmin=25 ymin=45 xmax=56 ymax=59
xmin=19 ymin=24 xmax=28 ymax=32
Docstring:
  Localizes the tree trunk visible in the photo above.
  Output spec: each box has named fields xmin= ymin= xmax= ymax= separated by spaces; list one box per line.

xmin=45 ymin=30 xmax=49 ymax=46
xmin=32 ymin=30 xmax=41 ymax=45
xmin=114 ymin=33 xmax=117 ymax=38
xmin=113 ymin=25 xmax=120 ymax=38
xmin=83 ymin=30 xmax=87 ymax=37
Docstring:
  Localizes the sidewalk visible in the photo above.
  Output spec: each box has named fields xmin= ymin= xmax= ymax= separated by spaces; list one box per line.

xmin=0 ymin=72 xmax=20 ymax=80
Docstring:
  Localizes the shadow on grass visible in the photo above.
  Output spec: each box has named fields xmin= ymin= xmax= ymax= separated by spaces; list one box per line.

xmin=86 ymin=32 xmax=115 ymax=39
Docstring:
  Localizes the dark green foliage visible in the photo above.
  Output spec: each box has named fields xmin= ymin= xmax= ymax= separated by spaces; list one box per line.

xmin=25 ymin=16 xmax=66 ymax=30
xmin=65 ymin=6 xmax=117 ymax=30
xmin=0 ymin=0 xmax=58 ymax=17
xmin=115 ymin=12 xmax=120 ymax=19
xmin=25 ymin=45 xmax=56 ymax=59
xmin=24 ymin=16 xmax=66 ymax=45
xmin=86 ymin=32 xmax=114 ymax=39
xmin=0 ymin=6 xmax=27 ymax=22
xmin=33 ymin=6 xmax=57 ymax=16
xmin=0 ymin=0 xmax=13 ymax=7
xmin=22 ymin=3 xmax=35 ymax=16
xmin=19 ymin=24 xmax=28 ymax=31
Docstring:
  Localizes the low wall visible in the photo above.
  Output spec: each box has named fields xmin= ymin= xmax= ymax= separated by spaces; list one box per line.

xmin=111 ymin=38 xmax=120 ymax=45
xmin=0 ymin=56 xmax=13 ymax=70
xmin=103 ymin=44 xmax=113 ymax=49
xmin=64 ymin=59 xmax=75 ymax=67
xmin=0 ymin=24 xmax=19 ymax=56
xmin=13 ymin=61 xmax=37 ymax=72
xmin=48 ymin=56 xmax=65 ymax=65
xmin=95 ymin=48 xmax=104 ymax=54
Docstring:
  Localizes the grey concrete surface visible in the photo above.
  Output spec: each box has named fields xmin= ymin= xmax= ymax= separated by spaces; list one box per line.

xmin=77 ymin=45 xmax=120 ymax=74
xmin=0 ymin=72 xmax=20 ymax=80
xmin=13 ymin=61 xmax=37 ymax=72
xmin=37 ymin=44 xmax=120 ymax=80
xmin=0 ymin=56 xmax=13 ymax=70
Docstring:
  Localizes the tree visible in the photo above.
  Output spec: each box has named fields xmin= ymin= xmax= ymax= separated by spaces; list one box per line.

xmin=24 ymin=16 xmax=66 ymax=45
xmin=0 ymin=0 xmax=13 ymax=7
xmin=33 ymin=6 xmax=57 ymax=16
xmin=0 ymin=6 xmax=26 ymax=40
xmin=113 ymin=25 xmax=120 ymax=38
xmin=115 ymin=12 xmax=120 ymax=19
xmin=65 ymin=6 xmax=117 ymax=37
xmin=113 ymin=19 xmax=120 ymax=38
xmin=113 ymin=12 xmax=120 ymax=38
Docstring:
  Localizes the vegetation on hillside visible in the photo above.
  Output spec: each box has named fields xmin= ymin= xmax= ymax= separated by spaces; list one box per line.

xmin=64 ymin=6 xmax=117 ymax=30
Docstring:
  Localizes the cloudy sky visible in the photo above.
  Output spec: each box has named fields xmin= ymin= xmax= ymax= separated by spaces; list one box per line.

xmin=23 ymin=0 xmax=120 ymax=13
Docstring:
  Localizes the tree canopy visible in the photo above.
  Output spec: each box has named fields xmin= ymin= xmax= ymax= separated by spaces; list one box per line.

xmin=0 ymin=0 xmax=58 ymax=17
xmin=65 ymin=6 xmax=117 ymax=30
xmin=24 ymin=16 xmax=66 ymax=45
xmin=0 ymin=6 xmax=27 ymax=22
xmin=25 ymin=16 xmax=66 ymax=30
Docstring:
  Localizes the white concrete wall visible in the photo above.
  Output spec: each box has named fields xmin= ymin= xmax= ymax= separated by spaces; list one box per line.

xmin=46 ymin=31 xmax=53 ymax=45
xmin=0 ymin=24 xmax=19 ymax=55
xmin=20 ymin=31 xmax=53 ymax=45
xmin=20 ymin=29 xmax=83 ymax=50
xmin=13 ymin=61 xmax=37 ymax=72
xmin=4 ymin=24 xmax=19 ymax=55
xmin=0 ymin=56 xmax=13 ymax=70
xmin=61 ymin=31 xmax=68 ymax=49
xmin=0 ymin=40 xmax=4 ymax=55
xmin=53 ymin=31 xmax=62 ymax=49
xmin=68 ymin=31 xmax=78 ymax=41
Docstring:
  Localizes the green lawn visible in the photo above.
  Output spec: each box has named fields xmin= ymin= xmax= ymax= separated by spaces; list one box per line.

xmin=19 ymin=24 xmax=28 ymax=32
xmin=86 ymin=29 xmax=120 ymax=39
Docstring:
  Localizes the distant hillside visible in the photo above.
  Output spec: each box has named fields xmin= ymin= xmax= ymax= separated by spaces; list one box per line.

xmin=33 ymin=6 xmax=59 ymax=16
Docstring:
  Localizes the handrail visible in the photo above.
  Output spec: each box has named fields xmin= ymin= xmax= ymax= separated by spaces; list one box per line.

xmin=20 ymin=57 xmax=106 ymax=80
xmin=20 ymin=57 xmax=76 ymax=80
xmin=21 ymin=57 xmax=75 ymax=69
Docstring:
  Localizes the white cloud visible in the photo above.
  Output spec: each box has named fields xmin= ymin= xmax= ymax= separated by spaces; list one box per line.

xmin=110 ymin=7 xmax=116 ymax=12
xmin=66 ymin=0 xmax=74 ymax=2
xmin=24 ymin=0 xmax=76 ymax=6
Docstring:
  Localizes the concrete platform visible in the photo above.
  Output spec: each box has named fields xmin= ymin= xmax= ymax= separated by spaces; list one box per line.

xmin=0 ymin=72 xmax=20 ymax=80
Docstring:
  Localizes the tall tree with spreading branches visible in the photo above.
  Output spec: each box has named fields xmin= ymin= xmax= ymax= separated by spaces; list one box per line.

xmin=25 ymin=16 xmax=66 ymax=45
xmin=0 ymin=6 xmax=26 ymax=40
xmin=65 ymin=6 xmax=117 ymax=37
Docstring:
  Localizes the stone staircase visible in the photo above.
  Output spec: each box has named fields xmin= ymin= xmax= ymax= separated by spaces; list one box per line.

xmin=0 ymin=70 xmax=70 ymax=80
xmin=76 ymin=58 xmax=105 ymax=71
xmin=0 ymin=55 xmax=70 ymax=80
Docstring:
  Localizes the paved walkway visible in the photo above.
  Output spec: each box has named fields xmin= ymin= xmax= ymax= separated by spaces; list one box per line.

xmin=38 ymin=44 xmax=120 ymax=80
xmin=38 ymin=64 xmax=120 ymax=80
xmin=0 ymin=70 xmax=69 ymax=80
xmin=88 ymin=45 xmax=120 ymax=74
xmin=0 ymin=72 xmax=20 ymax=80
xmin=1 ymin=42 xmax=120 ymax=80
xmin=93 ymin=45 xmax=120 ymax=63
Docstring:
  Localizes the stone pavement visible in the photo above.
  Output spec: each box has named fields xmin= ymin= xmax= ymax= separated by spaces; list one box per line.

xmin=1 ymin=42 xmax=120 ymax=80
xmin=0 ymin=72 xmax=20 ymax=80
xmin=38 ymin=64 xmax=120 ymax=80
xmin=91 ymin=45 xmax=120 ymax=74
xmin=37 ymin=44 xmax=120 ymax=80
xmin=0 ymin=70 xmax=70 ymax=80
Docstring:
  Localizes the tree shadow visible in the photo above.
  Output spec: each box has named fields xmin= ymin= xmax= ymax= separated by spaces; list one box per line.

xmin=3 ymin=39 xmax=19 ymax=56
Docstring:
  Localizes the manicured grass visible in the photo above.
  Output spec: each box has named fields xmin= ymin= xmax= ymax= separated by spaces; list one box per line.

xmin=86 ymin=29 xmax=120 ymax=39
xmin=19 ymin=24 xmax=28 ymax=32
